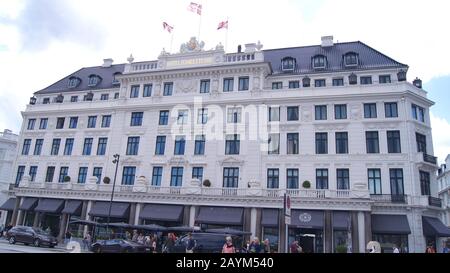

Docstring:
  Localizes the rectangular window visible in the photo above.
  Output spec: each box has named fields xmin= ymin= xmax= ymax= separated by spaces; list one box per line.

xmin=194 ymin=135 xmax=205 ymax=155
xmin=151 ymin=167 xmax=163 ymax=186
xmin=227 ymin=107 xmax=242 ymax=123
xmin=45 ymin=166 xmax=55 ymax=183
xmin=93 ymin=167 xmax=102 ymax=184
xmin=126 ymin=137 xmax=140 ymax=156
xmin=114 ymin=92 xmax=119 ymax=99
xmin=385 ymin=102 xmax=398 ymax=118
xmin=22 ymin=139 xmax=31 ymax=155
xmin=416 ymin=133 xmax=427 ymax=153
xmin=238 ymin=76 xmax=249 ymax=91
xmin=335 ymin=132 xmax=349 ymax=154
xmin=289 ymin=81 xmax=300 ymax=89
xmin=177 ymin=110 xmax=188 ymax=125
xmin=223 ymin=167 xmax=239 ymax=188
xmin=223 ymin=78 xmax=234 ymax=92
xmin=315 ymin=133 xmax=328 ymax=154
xmin=100 ymin=94 xmax=109 ymax=101
xmin=130 ymin=85 xmax=140 ymax=98
xmin=225 ymin=134 xmax=240 ymax=155
xmin=159 ymin=110 xmax=169 ymax=125
xmin=368 ymin=169 xmax=382 ymax=195
xmin=43 ymin=98 xmax=50 ymax=104
xmin=337 ymin=169 xmax=350 ymax=190
xmin=360 ymin=76 xmax=372 ymax=85
xmin=387 ymin=130 xmax=401 ymax=153
xmin=70 ymin=96 xmax=78 ymax=103
xmin=315 ymin=79 xmax=326 ymax=87
xmin=412 ymin=104 xmax=425 ymax=122
xmin=192 ymin=167 xmax=204 ymax=182
xmin=379 ymin=75 xmax=391 ymax=84
xmin=316 ymin=169 xmax=329 ymax=189
xmin=69 ymin=117 xmax=78 ymax=129
xmin=174 ymin=136 xmax=186 ymax=155
xmin=364 ymin=103 xmax=377 ymax=118
xmin=287 ymin=106 xmax=299 ymax=121
xmin=39 ymin=118 xmax=48 ymax=130
xmin=56 ymin=117 xmax=65 ymax=129
xmin=197 ymin=108 xmax=208 ymax=124
xmin=332 ymin=78 xmax=344 ymax=86
xmin=63 ymin=138 xmax=74 ymax=156
xmin=163 ymin=82 xmax=173 ymax=96
xmin=200 ymin=80 xmax=210 ymax=93
xmin=143 ymin=84 xmax=152 ymax=97
xmin=269 ymin=107 xmax=280 ymax=122
xmin=267 ymin=169 xmax=279 ymax=189
xmin=51 ymin=139 xmax=61 ymax=156
xmin=155 ymin=136 xmax=166 ymax=155
xmin=16 ymin=166 xmax=25 ymax=184
xmin=27 ymin=119 xmax=36 ymax=130
xmin=34 ymin=139 xmax=43 ymax=156
xmin=97 ymin=138 xmax=108 ymax=155
xmin=78 ymin=167 xmax=88 ymax=184
xmin=29 ymin=166 xmax=38 ymax=182
xmin=287 ymin=133 xmax=299 ymax=154
xmin=272 ymin=82 xmax=283 ymax=90
xmin=366 ymin=131 xmax=380 ymax=154
xmin=101 ymin=115 xmax=111 ymax=128
xmin=58 ymin=167 xmax=69 ymax=183
xmin=82 ymin=138 xmax=93 ymax=156
xmin=334 ymin=104 xmax=347 ymax=120
xmin=420 ymin=171 xmax=431 ymax=196
xmin=287 ymin=169 xmax=299 ymax=189
xmin=170 ymin=167 xmax=184 ymax=187
xmin=315 ymin=105 xmax=327 ymax=120
xmin=268 ymin=133 xmax=280 ymax=155
xmin=122 ymin=166 xmax=136 ymax=185
xmin=390 ymin=169 xmax=404 ymax=196
xmin=130 ymin=112 xmax=143 ymax=126
xmin=87 ymin=116 xmax=97 ymax=128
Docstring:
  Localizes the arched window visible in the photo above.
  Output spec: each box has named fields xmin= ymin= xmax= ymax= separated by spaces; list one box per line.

xmin=344 ymin=52 xmax=359 ymax=67
xmin=282 ymin=57 xmax=296 ymax=71
xmin=68 ymin=77 xmax=81 ymax=88
xmin=88 ymin=75 xmax=101 ymax=87
xmin=312 ymin=55 xmax=327 ymax=69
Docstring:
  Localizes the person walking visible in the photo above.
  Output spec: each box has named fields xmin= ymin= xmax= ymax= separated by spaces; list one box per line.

xmin=290 ymin=241 xmax=302 ymax=253
xmin=82 ymin=233 xmax=92 ymax=251
xmin=164 ymin=233 xmax=176 ymax=253
xmin=222 ymin=236 xmax=236 ymax=253
xmin=64 ymin=231 xmax=72 ymax=245
xmin=132 ymin=230 xmax=138 ymax=242
xmin=263 ymin=239 xmax=271 ymax=253
xmin=185 ymin=233 xmax=197 ymax=253
xmin=392 ymin=245 xmax=400 ymax=253
xmin=249 ymin=237 xmax=262 ymax=253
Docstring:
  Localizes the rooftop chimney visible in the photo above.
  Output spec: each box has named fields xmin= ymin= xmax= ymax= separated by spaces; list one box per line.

xmin=102 ymin=58 xmax=114 ymax=68
xmin=238 ymin=45 xmax=242 ymax=53
xmin=321 ymin=36 xmax=334 ymax=47
xmin=413 ymin=77 xmax=422 ymax=89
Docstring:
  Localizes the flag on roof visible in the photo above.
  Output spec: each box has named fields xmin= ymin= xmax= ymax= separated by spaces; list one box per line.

xmin=187 ymin=2 xmax=202 ymax=15
xmin=217 ymin=20 xmax=228 ymax=30
xmin=163 ymin=22 xmax=174 ymax=33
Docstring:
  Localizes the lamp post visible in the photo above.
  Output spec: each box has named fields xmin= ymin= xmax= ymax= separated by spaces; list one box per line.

xmin=106 ymin=154 xmax=120 ymax=239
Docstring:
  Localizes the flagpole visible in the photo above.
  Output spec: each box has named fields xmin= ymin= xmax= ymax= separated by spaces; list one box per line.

xmin=198 ymin=2 xmax=203 ymax=41
xmin=170 ymin=29 xmax=174 ymax=53
xmin=225 ymin=17 xmax=229 ymax=53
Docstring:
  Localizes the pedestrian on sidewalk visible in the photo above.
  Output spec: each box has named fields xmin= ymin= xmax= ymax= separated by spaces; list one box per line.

xmin=64 ymin=231 xmax=72 ymax=245
xmin=82 ymin=233 xmax=92 ymax=251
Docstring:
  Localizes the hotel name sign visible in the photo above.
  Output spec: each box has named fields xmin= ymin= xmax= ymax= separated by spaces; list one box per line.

xmin=166 ymin=56 xmax=215 ymax=68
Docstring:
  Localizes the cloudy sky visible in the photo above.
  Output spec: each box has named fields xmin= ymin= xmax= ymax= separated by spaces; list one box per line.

xmin=1 ymin=0 xmax=450 ymax=162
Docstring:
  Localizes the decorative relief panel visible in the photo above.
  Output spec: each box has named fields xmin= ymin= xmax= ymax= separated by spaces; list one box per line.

xmin=301 ymin=106 xmax=312 ymax=122
xmin=176 ymin=78 xmax=196 ymax=94
xmin=350 ymin=104 xmax=361 ymax=120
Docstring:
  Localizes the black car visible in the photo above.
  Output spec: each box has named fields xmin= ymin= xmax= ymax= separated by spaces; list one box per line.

xmin=91 ymin=239 xmax=151 ymax=253
xmin=167 ymin=233 xmax=241 ymax=253
xmin=6 ymin=226 xmax=58 ymax=248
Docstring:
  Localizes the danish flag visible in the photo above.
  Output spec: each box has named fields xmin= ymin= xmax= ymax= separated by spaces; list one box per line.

xmin=162 ymin=22 xmax=174 ymax=33
xmin=187 ymin=2 xmax=202 ymax=15
xmin=217 ymin=20 xmax=228 ymax=30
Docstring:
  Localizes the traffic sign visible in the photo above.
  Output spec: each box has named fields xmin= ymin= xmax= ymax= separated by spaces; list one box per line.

xmin=285 ymin=215 xmax=291 ymax=225
xmin=284 ymin=193 xmax=291 ymax=216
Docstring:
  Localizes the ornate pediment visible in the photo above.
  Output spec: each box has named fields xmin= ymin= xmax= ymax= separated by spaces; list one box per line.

xmin=180 ymin=37 xmax=205 ymax=53
xmin=219 ymin=156 xmax=245 ymax=166
xmin=168 ymin=156 xmax=189 ymax=165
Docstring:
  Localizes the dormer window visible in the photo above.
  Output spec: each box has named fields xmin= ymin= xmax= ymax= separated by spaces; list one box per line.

xmin=112 ymin=72 xmax=122 ymax=85
xmin=282 ymin=57 xmax=296 ymax=72
xmin=312 ymin=55 xmax=327 ymax=69
xmin=88 ymin=75 xmax=101 ymax=87
xmin=344 ymin=52 xmax=359 ymax=67
xmin=68 ymin=77 xmax=81 ymax=88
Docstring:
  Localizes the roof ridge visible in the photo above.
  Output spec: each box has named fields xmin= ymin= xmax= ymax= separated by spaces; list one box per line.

xmin=356 ymin=41 xmax=408 ymax=68
xmin=262 ymin=41 xmax=361 ymax=52
xmin=35 ymin=67 xmax=85 ymax=93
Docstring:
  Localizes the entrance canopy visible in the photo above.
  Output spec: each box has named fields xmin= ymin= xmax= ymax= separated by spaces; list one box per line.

xmin=333 ymin=211 xmax=351 ymax=231
xmin=19 ymin=197 xmax=38 ymax=211
xmin=196 ymin=207 xmax=243 ymax=226
xmin=261 ymin=209 xmax=279 ymax=227
xmin=89 ymin=201 xmax=130 ymax=218
xmin=422 ymin=216 xmax=450 ymax=237
xmin=34 ymin=199 xmax=65 ymax=214
xmin=371 ymin=214 xmax=411 ymax=235
xmin=0 ymin=198 xmax=16 ymax=211
xmin=290 ymin=210 xmax=324 ymax=229
xmin=139 ymin=204 xmax=184 ymax=222
xmin=62 ymin=200 xmax=83 ymax=215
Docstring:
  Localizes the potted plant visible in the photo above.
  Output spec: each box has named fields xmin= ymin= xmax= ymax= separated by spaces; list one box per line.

xmin=103 ymin=177 xmax=111 ymax=184
xmin=302 ymin=180 xmax=311 ymax=189
xmin=202 ymin=179 xmax=211 ymax=187
xmin=63 ymin=176 xmax=71 ymax=183
xmin=335 ymin=245 xmax=348 ymax=253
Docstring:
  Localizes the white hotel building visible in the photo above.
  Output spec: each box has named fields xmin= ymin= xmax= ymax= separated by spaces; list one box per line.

xmin=2 ymin=36 xmax=449 ymax=253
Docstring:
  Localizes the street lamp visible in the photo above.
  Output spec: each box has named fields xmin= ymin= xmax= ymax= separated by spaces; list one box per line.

xmin=105 ymin=154 xmax=120 ymax=239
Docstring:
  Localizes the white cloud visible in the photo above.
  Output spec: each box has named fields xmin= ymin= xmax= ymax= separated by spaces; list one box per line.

xmin=430 ymin=112 xmax=450 ymax=164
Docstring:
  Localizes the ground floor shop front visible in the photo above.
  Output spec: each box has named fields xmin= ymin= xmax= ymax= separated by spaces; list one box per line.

xmin=2 ymin=197 xmax=449 ymax=253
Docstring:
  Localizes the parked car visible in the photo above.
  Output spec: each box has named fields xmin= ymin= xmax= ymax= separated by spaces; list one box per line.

xmin=91 ymin=239 xmax=151 ymax=253
xmin=6 ymin=226 xmax=58 ymax=248
xmin=166 ymin=233 xmax=241 ymax=253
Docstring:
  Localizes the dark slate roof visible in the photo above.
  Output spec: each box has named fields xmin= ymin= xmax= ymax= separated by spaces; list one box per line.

xmin=35 ymin=64 xmax=125 ymax=95
xmin=263 ymin=41 xmax=408 ymax=75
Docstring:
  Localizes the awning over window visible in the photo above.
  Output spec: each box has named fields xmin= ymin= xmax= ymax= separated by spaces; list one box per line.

xmin=422 ymin=216 xmax=450 ymax=237
xmin=333 ymin=211 xmax=351 ymax=231
xmin=371 ymin=214 xmax=411 ymax=235
xmin=196 ymin=207 xmax=243 ymax=226
xmin=19 ymin=197 xmax=38 ymax=211
xmin=261 ymin=209 xmax=279 ymax=227
xmin=88 ymin=202 xmax=130 ymax=219
xmin=139 ymin=204 xmax=184 ymax=222
xmin=290 ymin=210 xmax=324 ymax=229
xmin=0 ymin=198 xmax=16 ymax=211
xmin=34 ymin=199 xmax=65 ymax=214
xmin=62 ymin=200 xmax=83 ymax=215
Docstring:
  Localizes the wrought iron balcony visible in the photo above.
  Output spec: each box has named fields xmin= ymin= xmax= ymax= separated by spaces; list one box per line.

xmin=428 ymin=196 xmax=442 ymax=208
xmin=423 ymin=153 xmax=438 ymax=165
xmin=371 ymin=194 xmax=407 ymax=204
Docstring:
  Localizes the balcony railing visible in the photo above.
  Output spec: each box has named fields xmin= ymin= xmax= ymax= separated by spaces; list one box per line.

xmin=423 ymin=154 xmax=438 ymax=165
xmin=371 ymin=194 xmax=407 ymax=204
xmin=428 ymin=196 xmax=442 ymax=208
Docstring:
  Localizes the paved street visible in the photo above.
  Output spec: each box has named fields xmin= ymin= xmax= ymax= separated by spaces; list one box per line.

xmin=0 ymin=238 xmax=88 ymax=253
